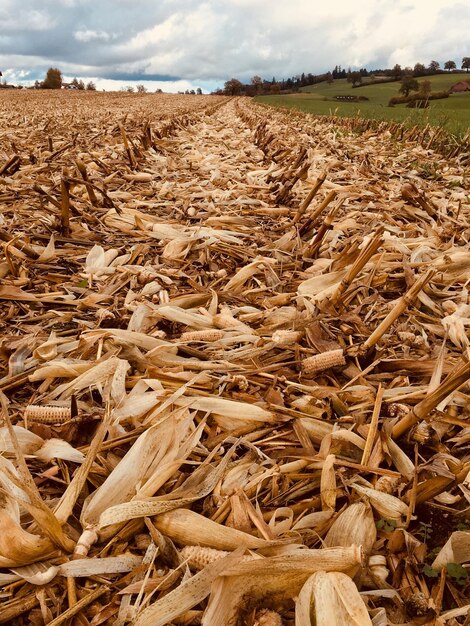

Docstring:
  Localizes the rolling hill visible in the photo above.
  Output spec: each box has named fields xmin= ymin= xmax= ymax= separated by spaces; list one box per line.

xmin=256 ymin=73 xmax=470 ymax=136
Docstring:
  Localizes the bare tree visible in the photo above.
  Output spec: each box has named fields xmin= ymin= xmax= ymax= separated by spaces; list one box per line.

xmin=392 ymin=64 xmax=402 ymax=80
xmin=251 ymin=75 xmax=263 ymax=95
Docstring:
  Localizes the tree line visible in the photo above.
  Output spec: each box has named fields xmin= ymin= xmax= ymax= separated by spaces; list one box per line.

xmin=29 ymin=68 xmax=204 ymax=94
xmin=216 ymin=56 xmax=470 ymax=96
xmin=33 ymin=68 xmax=96 ymax=91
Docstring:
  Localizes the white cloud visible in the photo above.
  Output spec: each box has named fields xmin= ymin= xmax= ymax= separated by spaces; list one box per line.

xmin=0 ymin=6 xmax=53 ymax=32
xmin=74 ymin=29 xmax=112 ymax=42
xmin=62 ymin=75 xmax=207 ymax=93
xmin=1 ymin=68 xmax=30 ymax=80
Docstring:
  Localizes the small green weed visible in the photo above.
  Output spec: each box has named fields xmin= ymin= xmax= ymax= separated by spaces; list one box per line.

xmin=376 ymin=518 xmax=397 ymax=532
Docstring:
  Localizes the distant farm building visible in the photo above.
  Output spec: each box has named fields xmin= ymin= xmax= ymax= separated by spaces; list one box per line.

xmin=450 ymin=81 xmax=470 ymax=93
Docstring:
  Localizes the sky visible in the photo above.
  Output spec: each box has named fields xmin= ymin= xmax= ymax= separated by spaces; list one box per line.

xmin=0 ymin=0 xmax=469 ymax=93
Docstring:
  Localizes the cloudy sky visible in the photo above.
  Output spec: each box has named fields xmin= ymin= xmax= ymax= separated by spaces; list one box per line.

xmin=1 ymin=0 xmax=469 ymax=92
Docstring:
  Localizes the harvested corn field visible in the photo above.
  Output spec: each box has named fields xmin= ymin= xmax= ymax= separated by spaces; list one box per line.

xmin=1 ymin=90 xmax=470 ymax=625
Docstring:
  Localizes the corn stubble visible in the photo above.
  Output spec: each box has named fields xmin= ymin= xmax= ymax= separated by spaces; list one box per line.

xmin=0 ymin=89 xmax=469 ymax=624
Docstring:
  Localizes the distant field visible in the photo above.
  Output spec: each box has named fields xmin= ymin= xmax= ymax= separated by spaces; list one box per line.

xmin=255 ymin=74 xmax=470 ymax=137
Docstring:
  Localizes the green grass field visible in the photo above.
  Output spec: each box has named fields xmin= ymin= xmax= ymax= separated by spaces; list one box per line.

xmin=255 ymin=74 xmax=470 ymax=137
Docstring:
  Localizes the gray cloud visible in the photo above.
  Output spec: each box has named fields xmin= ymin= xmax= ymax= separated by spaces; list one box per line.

xmin=0 ymin=0 xmax=469 ymax=91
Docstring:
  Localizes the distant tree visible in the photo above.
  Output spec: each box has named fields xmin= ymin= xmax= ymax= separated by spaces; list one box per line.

xmin=392 ymin=64 xmax=402 ymax=79
xmin=189 ymin=89 xmax=195 ymax=95
xmin=270 ymin=82 xmax=280 ymax=94
xmin=399 ymin=76 xmax=419 ymax=96
xmin=251 ymin=75 xmax=263 ymax=94
xmin=196 ymin=87 xmax=202 ymax=95
xmin=326 ymin=72 xmax=334 ymax=84
xmin=223 ymin=78 xmax=243 ymax=95
xmin=136 ymin=84 xmax=147 ymax=93
xmin=155 ymin=88 xmax=163 ymax=93
xmin=462 ymin=57 xmax=470 ymax=72
xmin=347 ymin=70 xmax=362 ymax=86
xmin=428 ymin=60 xmax=440 ymax=73
xmin=444 ymin=60 xmax=456 ymax=71
xmin=70 ymin=77 xmax=85 ymax=90
xmin=86 ymin=81 xmax=96 ymax=91
xmin=126 ymin=86 xmax=134 ymax=93
xmin=42 ymin=67 xmax=63 ymax=89
xmin=332 ymin=65 xmax=346 ymax=79
xmin=413 ymin=63 xmax=426 ymax=77
xmin=34 ymin=80 xmax=41 ymax=89
xmin=419 ymin=79 xmax=432 ymax=96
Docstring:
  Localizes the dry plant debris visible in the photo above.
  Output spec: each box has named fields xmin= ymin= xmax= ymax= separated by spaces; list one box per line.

xmin=0 ymin=89 xmax=469 ymax=625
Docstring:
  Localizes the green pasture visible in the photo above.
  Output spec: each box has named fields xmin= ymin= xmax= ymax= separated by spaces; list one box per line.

xmin=255 ymin=74 xmax=470 ymax=137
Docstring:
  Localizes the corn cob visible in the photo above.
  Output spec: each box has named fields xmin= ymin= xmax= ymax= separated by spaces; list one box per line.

xmin=180 ymin=545 xmax=253 ymax=570
xmin=302 ymin=349 xmax=345 ymax=375
xmin=24 ymin=405 xmax=72 ymax=425
xmin=272 ymin=330 xmax=303 ymax=346
xmin=180 ymin=329 xmax=225 ymax=342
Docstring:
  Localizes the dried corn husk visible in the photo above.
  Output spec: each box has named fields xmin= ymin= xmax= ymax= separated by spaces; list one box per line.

xmin=351 ymin=484 xmax=408 ymax=524
xmin=324 ymin=502 xmax=376 ymax=555
xmin=154 ymin=509 xmax=275 ymax=550
xmin=98 ymin=441 xmax=236 ymax=528
xmin=133 ymin=548 xmax=245 ymax=626
xmin=295 ymin=571 xmax=372 ymax=625
xmin=76 ymin=410 xmax=200 ymax=552
xmin=0 ymin=509 xmax=54 ymax=568
xmin=432 ymin=531 xmax=470 ymax=569
xmin=202 ymin=546 xmax=363 ymax=625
